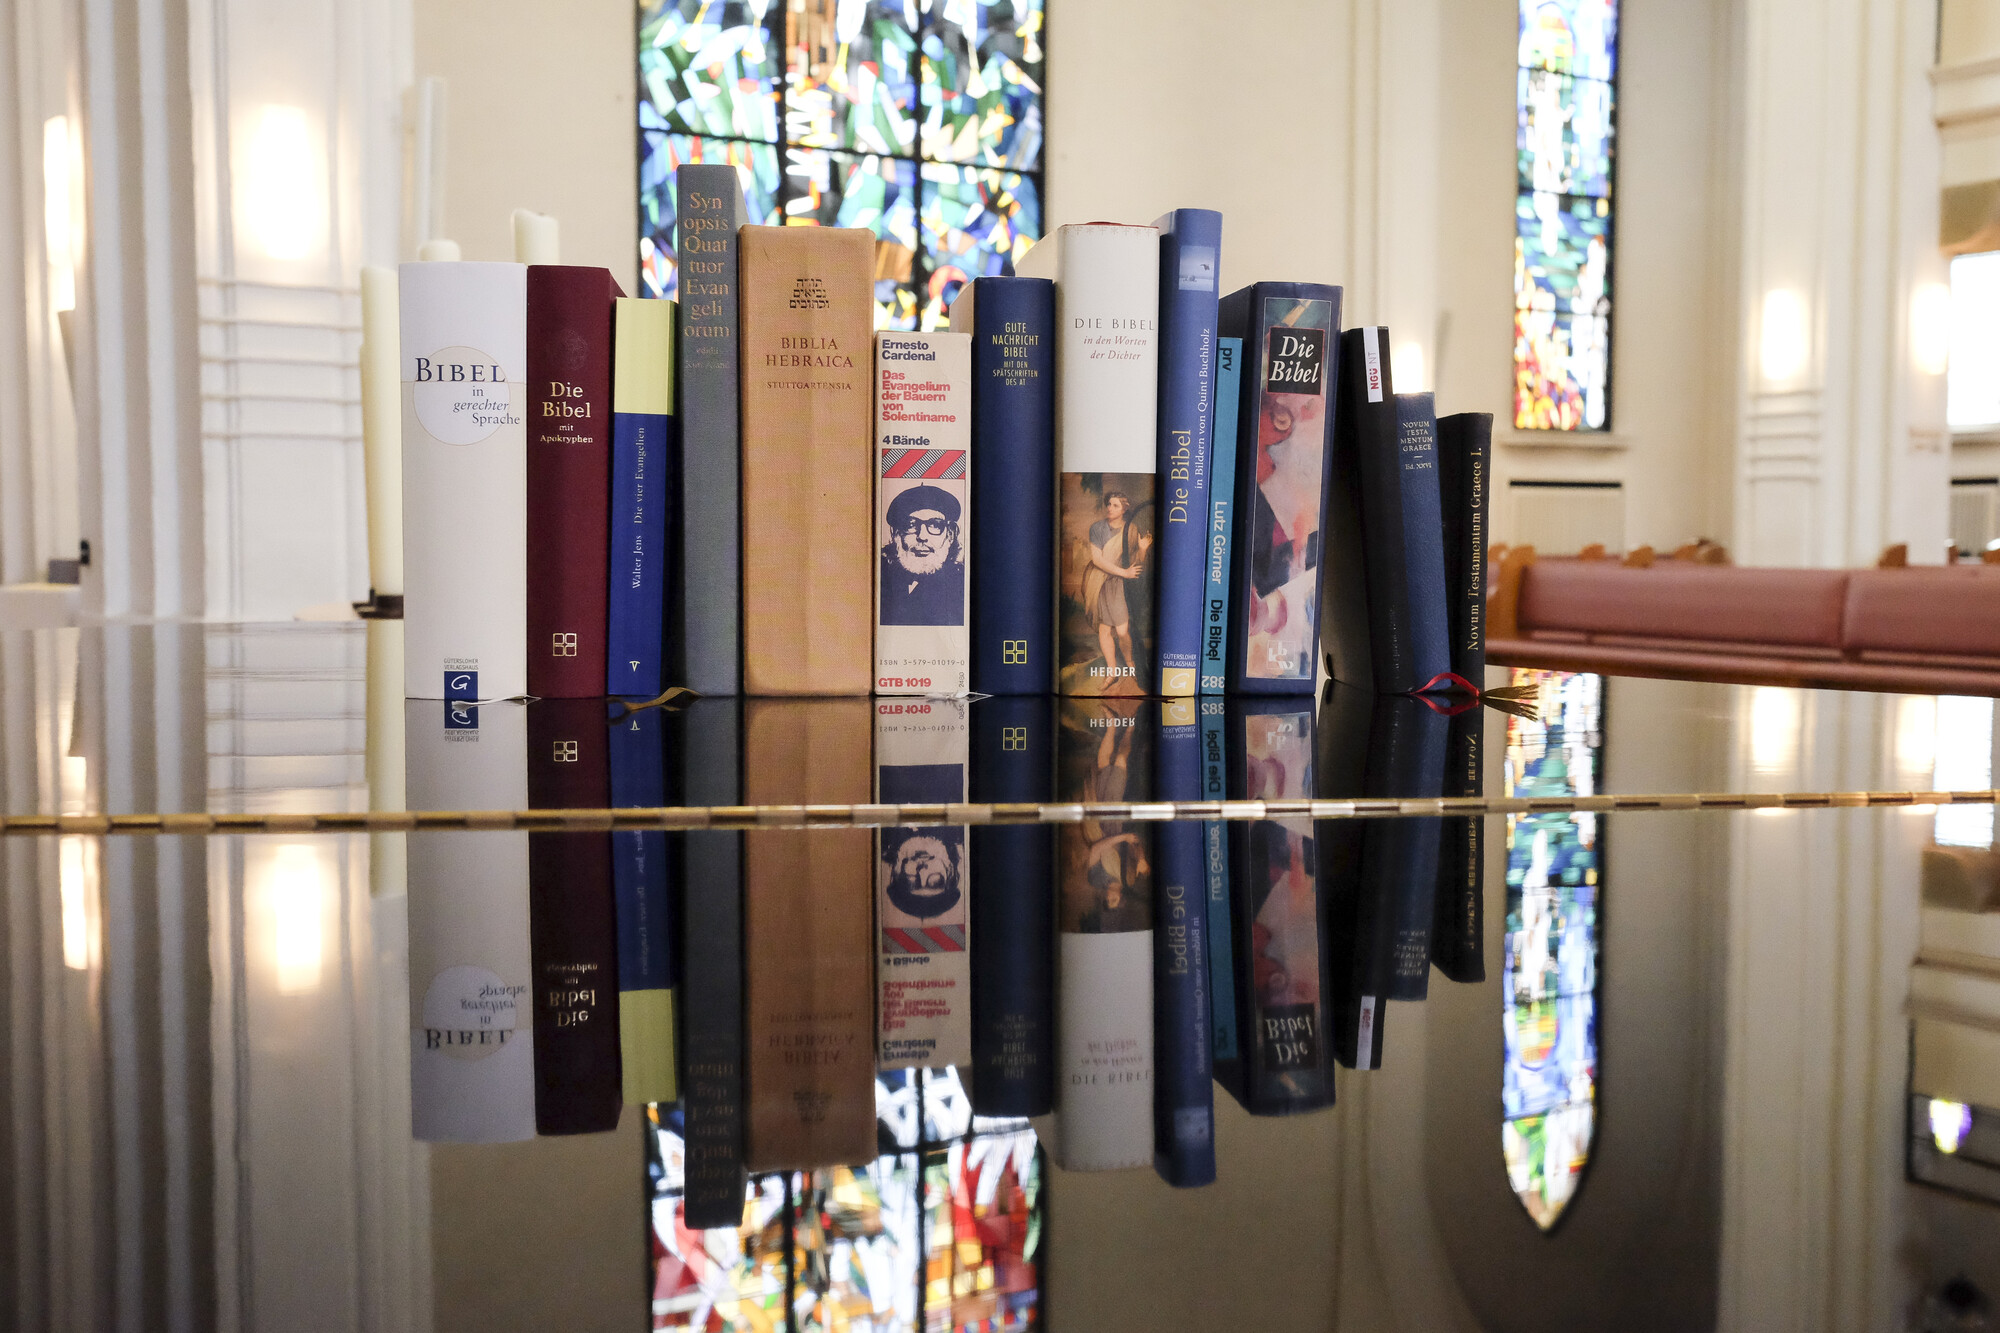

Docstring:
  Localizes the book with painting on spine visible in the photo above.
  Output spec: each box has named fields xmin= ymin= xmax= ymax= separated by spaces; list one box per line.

xmin=1153 ymin=209 xmax=1223 ymax=697
xmin=1217 ymin=283 xmax=1341 ymax=694
xmin=874 ymin=332 xmax=972 ymax=696
xmin=405 ymin=699 xmax=535 ymax=1143
xmin=609 ymin=701 xmax=676 ymax=1105
xmin=674 ymin=163 xmax=744 ymax=696
xmin=527 ymin=698 xmax=621 ymax=1134
xmin=399 ymin=261 xmax=527 ymax=700
xmin=968 ymin=694 xmax=1055 ymax=1117
xmin=739 ymin=226 xmax=874 ymax=697
xmin=526 ymin=266 xmax=619 ymax=697
xmin=1154 ymin=696 xmax=1215 ymax=1186
xmin=950 ymin=276 xmax=1055 ymax=695
xmin=607 ymin=297 xmax=676 ymax=697
xmin=1200 ymin=337 xmax=1243 ymax=694
xmin=876 ymin=696 xmax=971 ymax=1071
xmin=1054 ymin=696 xmax=1156 ymax=1170
xmin=1016 ymin=224 xmax=1160 ymax=698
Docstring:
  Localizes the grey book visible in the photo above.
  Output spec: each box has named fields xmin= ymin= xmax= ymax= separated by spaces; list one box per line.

xmin=675 ymin=165 xmax=743 ymax=694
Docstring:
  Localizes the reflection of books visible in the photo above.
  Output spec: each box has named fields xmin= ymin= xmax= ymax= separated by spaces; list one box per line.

xmin=1432 ymin=703 xmax=1486 ymax=983
xmin=609 ymin=703 xmax=676 ymax=1106
xmin=969 ymin=695 xmax=1055 ymax=1117
xmin=1154 ymin=697 xmax=1215 ymax=1185
xmin=876 ymin=697 xmax=971 ymax=1071
xmin=677 ymin=699 xmax=746 ymax=1228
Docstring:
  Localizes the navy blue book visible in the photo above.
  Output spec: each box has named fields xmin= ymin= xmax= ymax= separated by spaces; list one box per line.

xmin=1153 ymin=209 xmax=1223 ymax=698
xmin=1199 ymin=697 xmax=1238 ymax=1074
xmin=1200 ymin=337 xmax=1243 ymax=693
xmin=1222 ymin=695 xmax=1329 ymax=1115
xmin=967 ymin=694 xmax=1055 ymax=1117
xmin=951 ymin=278 xmax=1056 ymax=694
xmin=606 ymin=298 xmax=677 ymax=696
xmin=1154 ymin=698 xmax=1215 ymax=1186
xmin=609 ymin=703 xmax=677 ymax=1105
xmin=1360 ymin=693 xmax=1447 ymax=1002
xmin=1217 ymin=284 xmax=1342 ymax=694
xmin=1431 ymin=702 xmax=1485 ymax=983
xmin=1437 ymin=412 xmax=1493 ymax=689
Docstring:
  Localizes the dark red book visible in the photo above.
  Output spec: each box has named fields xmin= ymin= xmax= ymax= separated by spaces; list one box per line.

xmin=527 ymin=266 xmax=618 ymax=697
xmin=528 ymin=697 xmax=622 ymax=1134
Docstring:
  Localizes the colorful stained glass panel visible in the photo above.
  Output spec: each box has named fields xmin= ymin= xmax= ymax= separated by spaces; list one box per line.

xmin=920 ymin=0 xmax=1046 ymax=168
xmin=640 ymin=0 xmax=783 ymax=142
xmin=785 ymin=0 xmax=921 ymax=155
xmin=918 ymin=162 xmax=1039 ymax=325
xmin=638 ymin=133 xmax=782 ymax=300
xmin=1501 ymin=669 xmax=1603 ymax=1231
xmin=1514 ymin=309 xmax=1608 ymax=431
xmin=1515 ymin=192 xmax=1610 ymax=316
xmin=1519 ymin=0 xmax=1618 ymax=81
xmin=784 ymin=148 xmax=920 ymax=328
xmin=1517 ymin=68 xmax=1613 ymax=198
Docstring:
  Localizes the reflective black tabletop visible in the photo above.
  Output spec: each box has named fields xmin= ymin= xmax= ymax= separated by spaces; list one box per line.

xmin=2 ymin=622 xmax=1996 ymax=1331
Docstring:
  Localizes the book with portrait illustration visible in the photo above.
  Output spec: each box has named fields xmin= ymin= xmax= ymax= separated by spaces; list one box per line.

xmin=1217 ymin=284 xmax=1342 ymax=694
xmin=1053 ymin=696 xmax=1156 ymax=1169
xmin=876 ymin=696 xmax=971 ymax=1070
xmin=1222 ymin=696 xmax=1331 ymax=1115
xmin=873 ymin=331 xmax=972 ymax=696
xmin=1016 ymin=223 xmax=1161 ymax=698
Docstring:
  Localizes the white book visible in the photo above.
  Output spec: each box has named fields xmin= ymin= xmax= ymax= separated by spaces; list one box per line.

xmin=1014 ymin=224 xmax=1160 ymax=695
xmin=399 ymin=261 xmax=528 ymax=700
xmin=873 ymin=331 xmax=972 ymax=696
xmin=405 ymin=698 xmax=535 ymax=1143
xmin=1054 ymin=930 xmax=1155 ymax=1170
xmin=875 ymin=697 xmax=971 ymax=1070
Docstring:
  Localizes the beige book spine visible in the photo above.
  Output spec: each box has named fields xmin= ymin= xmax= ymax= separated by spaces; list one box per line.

xmin=743 ymin=699 xmax=876 ymax=1170
xmin=738 ymin=226 xmax=875 ymax=696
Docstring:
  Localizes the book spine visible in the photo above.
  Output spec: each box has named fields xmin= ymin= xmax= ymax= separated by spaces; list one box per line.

xmin=1225 ymin=699 xmax=1330 ymax=1114
xmin=610 ymin=704 xmax=677 ymax=1106
xmin=399 ymin=262 xmax=528 ymax=700
xmin=1431 ymin=704 xmax=1485 ymax=983
xmin=675 ymin=164 xmax=744 ymax=696
xmin=607 ymin=297 xmax=677 ymax=698
xmin=739 ymin=227 xmax=875 ymax=696
xmin=1199 ymin=697 xmax=1238 ymax=1081
xmin=526 ymin=267 xmax=617 ymax=697
xmin=1154 ymin=697 xmax=1215 ymax=1186
xmin=1200 ymin=338 xmax=1242 ymax=694
xmin=1338 ymin=331 xmax=1418 ymax=695
xmin=743 ymin=699 xmax=875 ymax=1169
xmin=1376 ymin=391 xmax=1452 ymax=693
xmin=968 ymin=695 xmax=1055 ymax=1117
xmin=677 ymin=698 xmax=746 ymax=1228
xmin=1153 ymin=209 xmax=1222 ymax=697
xmin=1322 ymin=333 xmax=1377 ymax=693
xmin=874 ymin=332 xmax=972 ymax=695
xmin=1218 ymin=283 xmax=1343 ymax=694
xmin=1020 ymin=225 xmax=1160 ymax=698
xmin=527 ymin=698 xmax=622 ymax=1134
xmin=1054 ymin=696 xmax=1155 ymax=1169
xmin=875 ymin=697 xmax=971 ymax=1070
xmin=954 ymin=278 xmax=1055 ymax=695
xmin=1438 ymin=412 xmax=1493 ymax=687
xmin=405 ymin=699 xmax=536 ymax=1143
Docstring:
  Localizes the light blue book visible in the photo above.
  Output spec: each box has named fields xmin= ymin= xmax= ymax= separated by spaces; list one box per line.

xmin=1199 ymin=337 xmax=1243 ymax=693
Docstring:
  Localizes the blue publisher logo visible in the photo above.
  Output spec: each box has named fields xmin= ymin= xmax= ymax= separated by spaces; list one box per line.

xmin=445 ymin=671 xmax=478 ymax=701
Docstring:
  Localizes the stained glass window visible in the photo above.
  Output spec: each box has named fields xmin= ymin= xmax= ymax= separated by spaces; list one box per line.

xmin=1515 ymin=0 xmax=1618 ymax=430
xmin=649 ymin=1069 xmax=1043 ymax=1331
xmin=1501 ymin=668 xmax=1603 ymax=1230
xmin=640 ymin=0 xmax=1045 ymax=331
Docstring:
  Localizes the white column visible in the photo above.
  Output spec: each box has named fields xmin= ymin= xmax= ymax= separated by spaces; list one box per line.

xmin=1734 ymin=0 xmax=1948 ymax=568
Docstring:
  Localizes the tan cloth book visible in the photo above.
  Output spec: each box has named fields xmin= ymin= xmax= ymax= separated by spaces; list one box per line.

xmin=743 ymin=698 xmax=875 ymax=1170
xmin=738 ymin=226 xmax=875 ymax=696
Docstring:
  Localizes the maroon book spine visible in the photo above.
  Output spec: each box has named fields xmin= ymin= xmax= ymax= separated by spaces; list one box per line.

xmin=527 ymin=266 xmax=617 ymax=697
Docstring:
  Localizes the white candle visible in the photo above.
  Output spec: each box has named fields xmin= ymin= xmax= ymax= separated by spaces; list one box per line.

xmin=417 ymin=238 xmax=460 ymax=262
xmin=359 ymin=264 xmax=403 ymax=598
xmin=511 ymin=209 xmax=559 ymax=265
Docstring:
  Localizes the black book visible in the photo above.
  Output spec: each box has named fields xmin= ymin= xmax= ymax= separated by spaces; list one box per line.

xmin=1437 ymin=412 xmax=1492 ymax=687
xmin=527 ymin=698 xmax=622 ymax=1135
xmin=676 ymin=698 xmax=747 ymax=1228
xmin=1431 ymin=703 xmax=1486 ymax=983
xmin=1321 ymin=330 xmax=1383 ymax=693
xmin=1222 ymin=696 xmax=1330 ymax=1115
xmin=968 ymin=695 xmax=1056 ymax=1118
xmin=1360 ymin=694 xmax=1448 ymax=1002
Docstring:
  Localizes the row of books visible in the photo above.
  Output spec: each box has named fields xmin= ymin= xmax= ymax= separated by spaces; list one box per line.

xmin=406 ymin=688 xmax=1484 ymax=1199
xmin=394 ymin=170 xmax=1490 ymax=704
